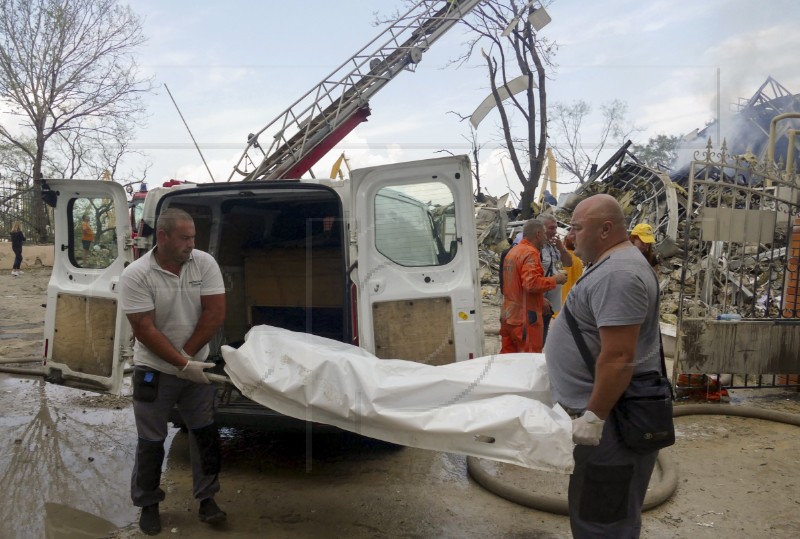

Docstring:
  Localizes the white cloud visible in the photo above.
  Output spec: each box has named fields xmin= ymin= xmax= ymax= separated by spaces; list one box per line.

xmin=118 ymin=0 xmax=800 ymax=202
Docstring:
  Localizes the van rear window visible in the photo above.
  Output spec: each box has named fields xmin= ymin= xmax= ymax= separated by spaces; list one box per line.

xmin=67 ymin=196 xmax=119 ymax=270
xmin=374 ymin=181 xmax=456 ymax=267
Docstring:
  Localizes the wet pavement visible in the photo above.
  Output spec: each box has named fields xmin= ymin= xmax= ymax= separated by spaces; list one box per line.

xmin=0 ymin=374 xmax=141 ymax=538
xmin=0 ymin=370 xmax=570 ymax=539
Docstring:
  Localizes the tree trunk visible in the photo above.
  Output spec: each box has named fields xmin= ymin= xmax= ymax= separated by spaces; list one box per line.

xmin=32 ymin=145 xmax=49 ymax=243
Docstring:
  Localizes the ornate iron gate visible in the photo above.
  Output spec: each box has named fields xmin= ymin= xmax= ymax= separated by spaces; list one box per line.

xmin=674 ymin=140 xmax=800 ymax=389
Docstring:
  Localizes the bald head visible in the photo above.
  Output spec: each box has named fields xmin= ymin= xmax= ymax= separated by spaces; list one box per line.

xmin=568 ymin=194 xmax=629 ymax=264
xmin=575 ymin=194 xmax=626 ymax=227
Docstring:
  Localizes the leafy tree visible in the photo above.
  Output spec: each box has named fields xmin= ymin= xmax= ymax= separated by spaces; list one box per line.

xmin=549 ymin=98 xmax=641 ymax=184
xmin=631 ymin=134 xmax=681 ymax=171
xmin=0 ymin=0 xmax=152 ymax=241
xmin=455 ymin=1 xmax=557 ymax=218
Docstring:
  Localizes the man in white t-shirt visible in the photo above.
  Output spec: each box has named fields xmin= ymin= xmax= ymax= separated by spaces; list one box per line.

xmin=539 ymin=214 xmax=573 ymax=343
xmin=119 ymin=208 xmax=226 ymax=535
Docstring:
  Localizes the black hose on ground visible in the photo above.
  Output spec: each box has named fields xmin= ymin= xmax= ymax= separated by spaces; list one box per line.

xmin=467 ymin=404 xmax=800 ymax=515
xmin=0 ymin=358 xmax=42 ymax=364
xmin=0 ymin=366 xmax=134 ymax=377
xmin=0 ymin=366 xmax=45 ymax=376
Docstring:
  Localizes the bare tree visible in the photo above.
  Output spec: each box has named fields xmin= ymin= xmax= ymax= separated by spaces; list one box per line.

xmin=440 ymin=110 xmax=489 ymax=200
xmin=48 ymin=116 xmax=152 ymax=183
xmin=0 ymin=139 xmax=32 ymax=185
xmin=454 ymin=1 xmax=557 ymax=219
xmin=549 ymin=98 xmax=641 ymax=184
xmin=0 ymin=0 xmax=152 ymax=241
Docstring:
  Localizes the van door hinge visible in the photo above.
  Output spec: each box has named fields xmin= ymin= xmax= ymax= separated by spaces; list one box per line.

xmin=119 ymin=344 xmax=134 ymax=362
xmin=131 ymin=236 xmax=149 ymax=249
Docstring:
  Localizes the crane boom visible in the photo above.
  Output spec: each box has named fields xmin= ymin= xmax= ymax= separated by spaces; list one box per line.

xmin=228 ymin=0 xmax=483 ymax=182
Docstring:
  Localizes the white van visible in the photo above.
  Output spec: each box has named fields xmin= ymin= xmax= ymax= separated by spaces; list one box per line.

xmin=40 ymin=155 xmax=484 ymax=428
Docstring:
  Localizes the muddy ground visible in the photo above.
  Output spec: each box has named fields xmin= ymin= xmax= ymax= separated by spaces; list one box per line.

xmin=1 ymin=267 xmax=800 ymax=538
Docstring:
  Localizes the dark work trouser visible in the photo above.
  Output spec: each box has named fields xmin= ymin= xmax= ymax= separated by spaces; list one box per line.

xmin=542 ymin=311 xmax=553 ymax=345
xmin=12 ymin=249 xmax=22 ymax=270
xmin=568 ymin=412 xmax=658 ymax=538
xmin=131 ymin=368 xmax=220 ymax=507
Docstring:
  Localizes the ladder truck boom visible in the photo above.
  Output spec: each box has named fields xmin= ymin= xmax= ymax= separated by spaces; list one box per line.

xmin=228 ymin=0 xmax=483 ymax=182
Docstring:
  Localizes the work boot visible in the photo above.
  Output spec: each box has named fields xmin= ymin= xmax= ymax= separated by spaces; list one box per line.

xmin=198 ymin=497 xmax=227 ymax=524
xmin=139 ymin=503 xmax=161 ymax=535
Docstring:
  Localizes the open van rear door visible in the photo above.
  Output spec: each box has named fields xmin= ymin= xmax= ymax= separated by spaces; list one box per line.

xmin=42 ymin=179 xmax=134 ymax=394
xmin=351 ymin=155 xmax=483 ymax=364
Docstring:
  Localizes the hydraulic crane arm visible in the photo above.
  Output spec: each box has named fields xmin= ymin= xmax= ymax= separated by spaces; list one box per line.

xmin=228 ymin=0 xmax=483 ymax=182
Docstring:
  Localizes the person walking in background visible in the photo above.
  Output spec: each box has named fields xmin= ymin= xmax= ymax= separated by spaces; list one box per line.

xmin=630 ymin=223 xmax=659 ymax=269
xmin=543 ymin=189 xmax=558 ymax=207
xmin=10 ymin=221 xmax=25 ymax=277
xmin=545 ymin=194 xmax=661 ymax=538
xmin=81 ymin=214 xmax=95 ymax=263
xmin=119 ymin=208 xmax=227 ymax=535
xmin=539 ymin=214 xmax=573 ymax=343
xmin=500 ymin=219 xmax=567 ymax=354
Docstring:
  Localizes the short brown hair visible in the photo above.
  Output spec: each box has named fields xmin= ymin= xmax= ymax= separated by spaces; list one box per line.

xmin=156 ymin=208 xmax=194 ymax=234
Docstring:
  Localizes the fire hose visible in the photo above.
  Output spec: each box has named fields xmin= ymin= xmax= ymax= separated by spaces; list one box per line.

xmin=466 ymin=404 xmax=800 ymax=515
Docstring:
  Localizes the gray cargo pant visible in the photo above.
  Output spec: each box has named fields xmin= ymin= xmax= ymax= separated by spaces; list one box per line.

xmin=131 ymin=367 xmax=220 ymax=507
xmin=568 ymin=412 xmax=658 ymax=538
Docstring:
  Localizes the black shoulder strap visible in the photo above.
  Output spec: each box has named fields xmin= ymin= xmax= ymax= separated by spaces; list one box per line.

xmin=541 ymin=245 xmax=555 ymax=276
xmin=562 ymin=301 xmax=670 ymax=388
xmin=562 ymin=303 xmax=596 ymax=377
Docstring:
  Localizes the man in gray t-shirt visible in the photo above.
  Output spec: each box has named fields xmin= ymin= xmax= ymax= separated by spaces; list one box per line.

xmin=544 ymin=195 xmax=660 ymax=538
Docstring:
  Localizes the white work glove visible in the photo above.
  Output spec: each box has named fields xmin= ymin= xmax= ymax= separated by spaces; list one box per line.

xmin=571 ymin=410 xmax=605 ymax=446
xmin=176 ymin=358 xmax=214 ymax=385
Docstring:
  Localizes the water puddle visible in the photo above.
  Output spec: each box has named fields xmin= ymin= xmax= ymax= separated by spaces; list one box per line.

xmin=0 ymin=375 xmax=139 ymax=537
xmin=44 ymin=502 xmax=117 ymax=538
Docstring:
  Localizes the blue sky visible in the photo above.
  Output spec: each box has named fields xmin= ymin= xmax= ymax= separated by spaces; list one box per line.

xmin=124 ymin=0 xmax=800 ymax=198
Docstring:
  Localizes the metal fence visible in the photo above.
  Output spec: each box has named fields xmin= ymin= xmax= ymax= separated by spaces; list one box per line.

xmin=0 ymin=183 xmax=53 ymax=244
xmin=673 ymin=140 xmax=800 ymax=393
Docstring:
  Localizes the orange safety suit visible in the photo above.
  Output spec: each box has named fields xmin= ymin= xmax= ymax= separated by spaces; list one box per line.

xmin=81 ymin=220 xmax=95 ymax=242
xmin=500 ymin=238 xmax=558 ymax=354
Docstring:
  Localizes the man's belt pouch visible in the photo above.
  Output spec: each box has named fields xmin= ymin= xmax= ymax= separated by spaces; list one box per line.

xmin=613 ymin=372 xmax=675 ymax=454
xmin=133 ymin=368 xmax=160 ymax=402
xmin=527 ymin=310 xmax=538 ymax=325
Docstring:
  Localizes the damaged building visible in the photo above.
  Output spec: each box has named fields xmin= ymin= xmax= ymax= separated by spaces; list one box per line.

xmin=477 ymin=77 xmax=800 ymax=393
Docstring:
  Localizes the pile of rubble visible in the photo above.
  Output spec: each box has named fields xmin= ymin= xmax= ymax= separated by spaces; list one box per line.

xmin=474 ymin=193 xmax=514 ymax=306
xmin=475 ymin=150 xmax=798 ymax=326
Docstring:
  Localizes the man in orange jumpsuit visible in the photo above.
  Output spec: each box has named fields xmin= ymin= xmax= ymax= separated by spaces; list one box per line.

xmin=500 ymin=219 xmax=567 ymax=353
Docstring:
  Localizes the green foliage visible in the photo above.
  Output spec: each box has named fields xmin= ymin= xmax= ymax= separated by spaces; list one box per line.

xmin=631 ymin=134 xmax=681 ymax=170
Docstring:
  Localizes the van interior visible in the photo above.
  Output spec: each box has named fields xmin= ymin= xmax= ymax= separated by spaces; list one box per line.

xmin=150 ymin=184 xmax=351 ymax=428
xmin=159 ymin=184 xmax=351 ymax=351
